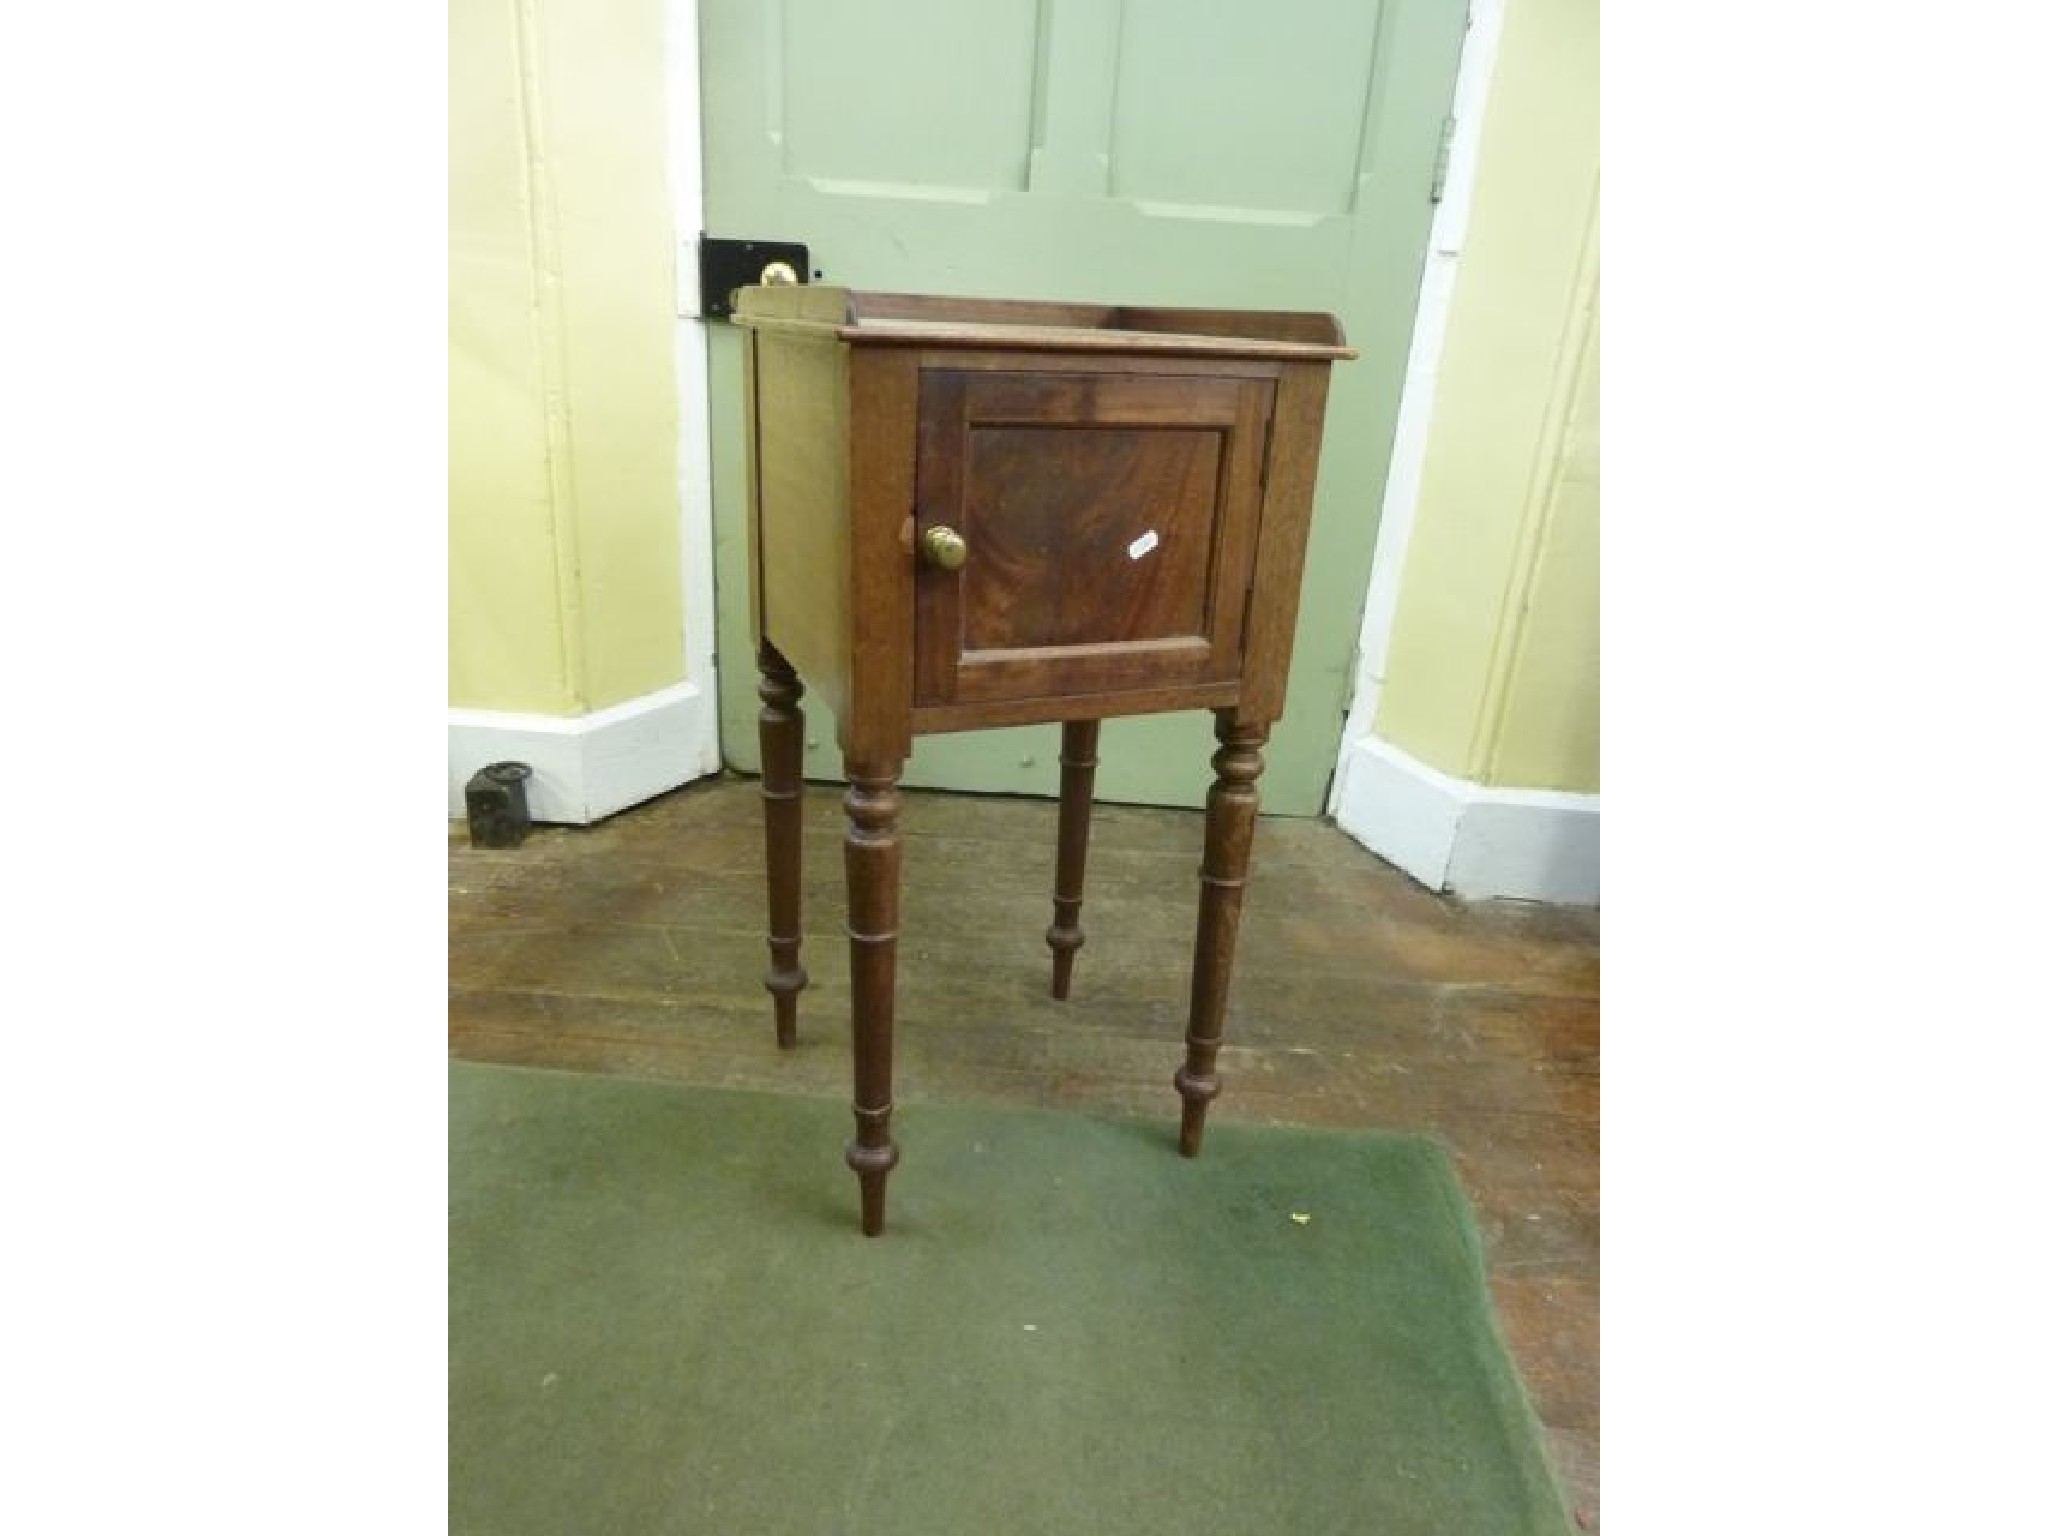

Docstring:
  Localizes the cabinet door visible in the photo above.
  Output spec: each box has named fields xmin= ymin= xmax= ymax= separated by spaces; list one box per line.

xmin=914 ymin=368 xmax=1273 ymax=710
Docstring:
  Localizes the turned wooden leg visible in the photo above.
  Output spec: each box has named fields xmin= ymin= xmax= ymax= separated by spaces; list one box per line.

xmin=757 ymin=643 xmax=807 ymax=1049
xmin=1045 ymin=719 xmax=1101 ymax=1000
xmin=1174 ymin=710 xmax=1269 ymax=1157
xmin=843 ymin=761 xmax=905 ymax=1235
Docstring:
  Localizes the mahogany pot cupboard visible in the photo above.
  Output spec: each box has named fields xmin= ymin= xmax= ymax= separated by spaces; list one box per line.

xmin=733 ymin=285 xmax=1354 ymax=1234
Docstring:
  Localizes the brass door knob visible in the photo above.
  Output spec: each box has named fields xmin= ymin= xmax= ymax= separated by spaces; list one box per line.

xmin=919 ymin=525 xmax=968 ymax=571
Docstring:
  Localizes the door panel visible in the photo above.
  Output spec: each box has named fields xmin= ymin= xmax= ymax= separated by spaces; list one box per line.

xmin=703 ymin=0 xmax=1468 ymax=813
xmin=913 ymin=368 xmax=1271 ymax=708
xmin=955 ymin=426 xmax=1222 ymax=649
xmin=1109 ymin=0 xmax=1390 ymax=215
xmin=778 ymin=0 xmax=1041 ymax=192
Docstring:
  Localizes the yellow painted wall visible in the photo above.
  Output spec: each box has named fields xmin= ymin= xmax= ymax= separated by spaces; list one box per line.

xmin=1490 ymin=300 xmax=1598 ymax=788
xmin=449 ymin=0 xmax=683 ymax=715
xmin=1375 ymin=0 xmax=1599 ymax=793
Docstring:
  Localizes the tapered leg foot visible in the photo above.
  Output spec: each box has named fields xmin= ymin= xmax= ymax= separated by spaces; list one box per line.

xmin=1050 ymin=944 xmax=1078 ymax=1002
xmin=845 ymin=1130 xmax=900 ymax=1238
xmin=1174 ymin=710 xmax=1268 ymax=1157
xmin=843 ymin=762 xmax=904 ymax=1234
xmin=757 ymin=644 xmax=808 ymax=1048
xmin=1045 ymin=720 xmax=1100 ymax=1000
xmin=1174 ymin=1067 xmax=1221 ymax=1158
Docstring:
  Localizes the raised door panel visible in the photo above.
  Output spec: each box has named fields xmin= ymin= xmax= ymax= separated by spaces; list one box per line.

xmin=777 ymin=0 xmax=1041 ymax=194
xmin=1108 ymin=0 xmax=1390 ymax=217
xmin=913 ymin=369 xmax=1272 ymax=712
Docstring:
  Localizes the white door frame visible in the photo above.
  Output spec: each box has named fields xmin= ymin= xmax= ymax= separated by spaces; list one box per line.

xmin=667 ymin=0 xmax=721 ymax=764
xmin=1334 ymin=0 xmax=1503 ymax=764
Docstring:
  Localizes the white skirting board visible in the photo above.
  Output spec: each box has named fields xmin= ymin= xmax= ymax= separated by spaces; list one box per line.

xmin=447 ymin=680 xmax=721 ymax=825
xmin=1329 ymin=733 xmax=1599 ymax=904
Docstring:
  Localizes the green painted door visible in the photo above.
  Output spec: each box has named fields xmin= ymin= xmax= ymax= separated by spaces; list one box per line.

xmin=701 ymin=0 xmax=1467 ymax=814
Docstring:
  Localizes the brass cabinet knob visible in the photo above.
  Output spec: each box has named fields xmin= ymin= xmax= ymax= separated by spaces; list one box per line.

xmin=919 ymin=524 xmax=968 ymax=571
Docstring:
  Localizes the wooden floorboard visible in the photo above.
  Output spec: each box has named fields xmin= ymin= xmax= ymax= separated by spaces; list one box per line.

xmin=449 ymin=773 xmax=1600 ymax=1530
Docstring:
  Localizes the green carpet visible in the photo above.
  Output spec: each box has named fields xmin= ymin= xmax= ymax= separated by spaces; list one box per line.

xmin=450 ymin=1062 xmax=1574 ymax=1536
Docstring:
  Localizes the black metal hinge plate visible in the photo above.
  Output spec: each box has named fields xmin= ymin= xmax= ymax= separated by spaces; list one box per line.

xmin=699 ymin=235 xmax=811 ymax=319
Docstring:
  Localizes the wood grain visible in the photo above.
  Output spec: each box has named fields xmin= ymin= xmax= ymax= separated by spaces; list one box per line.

xmin=1045 ymin=719 xmax=1100 ymax=1000
xmin=962 ymin=427 xmax=1220 ymax=647
xmin=1174 ymin=710 xmax=1269 ymax=1155
xmin=841 ymin=761 xmax=905 ymax=1235
xmin=839 ymin=318 xmax=1352 ymax=361
xmin=909 ymin=678 xmax=1241 ymax=734
xmin=737 ymin=286 xmax=1354 ymax=361
xmin=913 ymin=367 xmax=1270 ymax=708
xmin=752 ymin=330 xmax=854 ymax=721
xmin=842 ymin=347 xmax=920 ymax=763
xmin=1237 ymin=360 xmax=1333 ymax=721
xmin=756 ymin=643 xmax=807 ymax=1047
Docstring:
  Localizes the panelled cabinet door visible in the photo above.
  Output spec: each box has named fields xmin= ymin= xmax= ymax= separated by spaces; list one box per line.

xmin=913 ymin=366 xmax=1275 ymax=708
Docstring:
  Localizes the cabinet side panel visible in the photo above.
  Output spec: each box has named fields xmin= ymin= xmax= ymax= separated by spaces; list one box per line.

xmin=756 ymin=332 xmax=854 ymax=717
xmin=1239 ymin=361 xmax=1334 ymax=721
xmin=844 ymin=348 xmax=921 ymax=761
xmin=742 ymin=331 xmax=765 ymax=648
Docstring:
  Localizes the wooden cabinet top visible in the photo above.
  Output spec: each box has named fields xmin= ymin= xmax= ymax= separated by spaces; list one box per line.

xmin=735 ymin=285 xmax=1355 ymax=363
